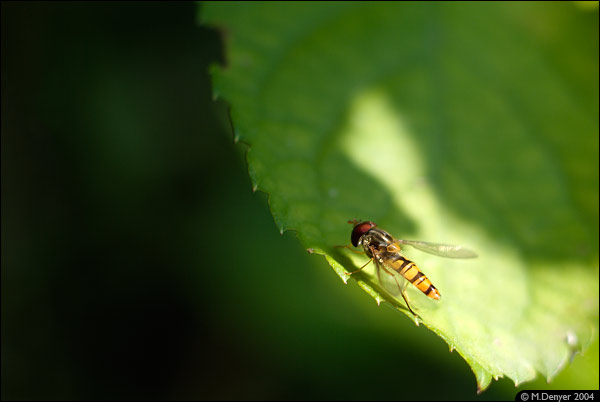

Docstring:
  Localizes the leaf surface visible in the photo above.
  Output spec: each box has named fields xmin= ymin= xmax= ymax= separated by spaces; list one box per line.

xmin=202 ymin=2 xmax=599 ymax=391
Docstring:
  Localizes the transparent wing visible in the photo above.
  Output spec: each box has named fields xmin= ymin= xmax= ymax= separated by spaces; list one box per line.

xmin=374 ymin=257 xmax=404 ymax=296
xmin=396 ymin=239 xmax=478 ymax=259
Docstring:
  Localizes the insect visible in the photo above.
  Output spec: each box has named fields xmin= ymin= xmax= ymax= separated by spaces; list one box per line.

xmin=339 ymin=220 xmax=477 ymax=317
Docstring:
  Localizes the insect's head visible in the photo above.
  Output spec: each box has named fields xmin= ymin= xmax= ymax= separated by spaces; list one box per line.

xmin=349 ymin=220 xmax=377 ymax=247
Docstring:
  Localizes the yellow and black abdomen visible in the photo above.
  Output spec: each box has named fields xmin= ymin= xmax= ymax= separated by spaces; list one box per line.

xmin=389 ymin=254 xmax=441 ymax=300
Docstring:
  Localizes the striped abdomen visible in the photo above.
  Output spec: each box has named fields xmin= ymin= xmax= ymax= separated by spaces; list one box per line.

xmin=389 ymin=254 xmax=441 ymax=300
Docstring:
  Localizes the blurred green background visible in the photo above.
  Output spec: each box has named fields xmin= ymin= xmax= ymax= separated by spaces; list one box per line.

xmin=1 ymin=2 xmax=597 ymax=401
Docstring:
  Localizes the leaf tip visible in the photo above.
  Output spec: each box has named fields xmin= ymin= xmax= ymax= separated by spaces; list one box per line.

xmin=476 ymin=379 xmax=493 ymax=395
xmin=307 ymin=248 xmax=315 ymax=254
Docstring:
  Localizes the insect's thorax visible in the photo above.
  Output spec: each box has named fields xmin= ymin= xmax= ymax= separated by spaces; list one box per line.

xmin=359 ymin=228 xmax=395 ymax=257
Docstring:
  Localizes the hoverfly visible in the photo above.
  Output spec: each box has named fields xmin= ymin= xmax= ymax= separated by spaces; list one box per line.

xmin=339 ymin=220 xmax=477 ymax=317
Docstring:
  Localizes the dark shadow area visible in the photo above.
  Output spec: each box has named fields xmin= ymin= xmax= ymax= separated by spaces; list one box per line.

xmin=1 ymin=2 xmax=226 ymax=400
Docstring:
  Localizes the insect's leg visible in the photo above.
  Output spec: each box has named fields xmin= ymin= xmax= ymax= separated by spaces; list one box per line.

xmin=386 ymin=273 xmax=418 ymax=318
xmin=334 ymin=244 xmax=365 ymax=255
xmin=346 ymin=257 xmax=373 ymax=275
xmin=401 ymin=291 xmax=416 ymax=316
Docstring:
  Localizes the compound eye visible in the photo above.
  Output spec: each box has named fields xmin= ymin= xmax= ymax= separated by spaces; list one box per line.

xmin=350 ymin=221 xmax=376 ymax=247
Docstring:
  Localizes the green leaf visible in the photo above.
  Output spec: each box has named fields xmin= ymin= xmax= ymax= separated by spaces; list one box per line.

xmin=201 ymin=2 xmax=599 ymax=392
